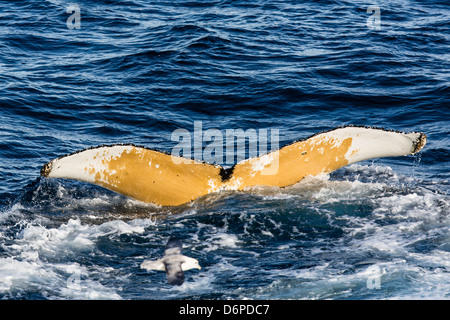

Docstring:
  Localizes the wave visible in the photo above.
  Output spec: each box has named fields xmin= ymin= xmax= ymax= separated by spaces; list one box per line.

xmin=1 ymin=163 xmax=447 ymax=299
xmin=0 ymin=0 xmax=448 ymax=300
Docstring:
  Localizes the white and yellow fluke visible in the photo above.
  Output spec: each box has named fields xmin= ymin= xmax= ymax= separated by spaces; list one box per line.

xmin=41 ymin=126 xmax=426 ymax=206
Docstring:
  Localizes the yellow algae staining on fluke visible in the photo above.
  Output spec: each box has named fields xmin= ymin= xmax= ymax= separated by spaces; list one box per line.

xmin=227 ymin=135 xmax=352 ymax=191
xmin=85 ymin=146 xmax=223 ymax=206
xmin=40 ymin=126 xmax=427 ymax=207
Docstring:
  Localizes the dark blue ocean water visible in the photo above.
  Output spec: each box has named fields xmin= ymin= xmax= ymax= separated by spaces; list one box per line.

xmin=0 ymin=0 xmax=449 ymax=299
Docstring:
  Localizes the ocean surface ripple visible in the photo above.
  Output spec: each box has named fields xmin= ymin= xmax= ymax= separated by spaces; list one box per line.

xmin=0 ymin=0 xmax=448 ymax=299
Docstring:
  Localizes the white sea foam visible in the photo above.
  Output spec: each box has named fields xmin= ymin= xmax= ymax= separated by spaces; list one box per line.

xmin=1 ymin=162 xmax=447 ymax=299
xmin=0 ymin=217 xmax=154 ymax=299
xmin=202 ymin=232 xmax=240 ymax=252
xmin=234 ymin=164 xmax=449 ymax=300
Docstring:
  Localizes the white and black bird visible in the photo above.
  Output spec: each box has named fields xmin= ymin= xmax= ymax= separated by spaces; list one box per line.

xmin=141 ymin=237 xmax=201 ymax=286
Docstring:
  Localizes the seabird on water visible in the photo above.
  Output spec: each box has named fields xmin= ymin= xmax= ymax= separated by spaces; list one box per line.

xmin=141 ymin=237 xmax=201 ymax=286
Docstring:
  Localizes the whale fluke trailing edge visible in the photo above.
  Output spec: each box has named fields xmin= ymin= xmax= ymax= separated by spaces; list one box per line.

xmin=40 ymin=126 xmax=426 ymax=206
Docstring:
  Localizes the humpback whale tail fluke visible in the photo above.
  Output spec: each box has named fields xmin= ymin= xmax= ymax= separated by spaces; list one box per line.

xmin=40 ymin=126 xmax=426 ymax=206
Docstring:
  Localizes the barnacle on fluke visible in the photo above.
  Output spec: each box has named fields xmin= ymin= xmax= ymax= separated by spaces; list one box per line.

xmin=412 ymin=133 xmax=427 ymax=154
